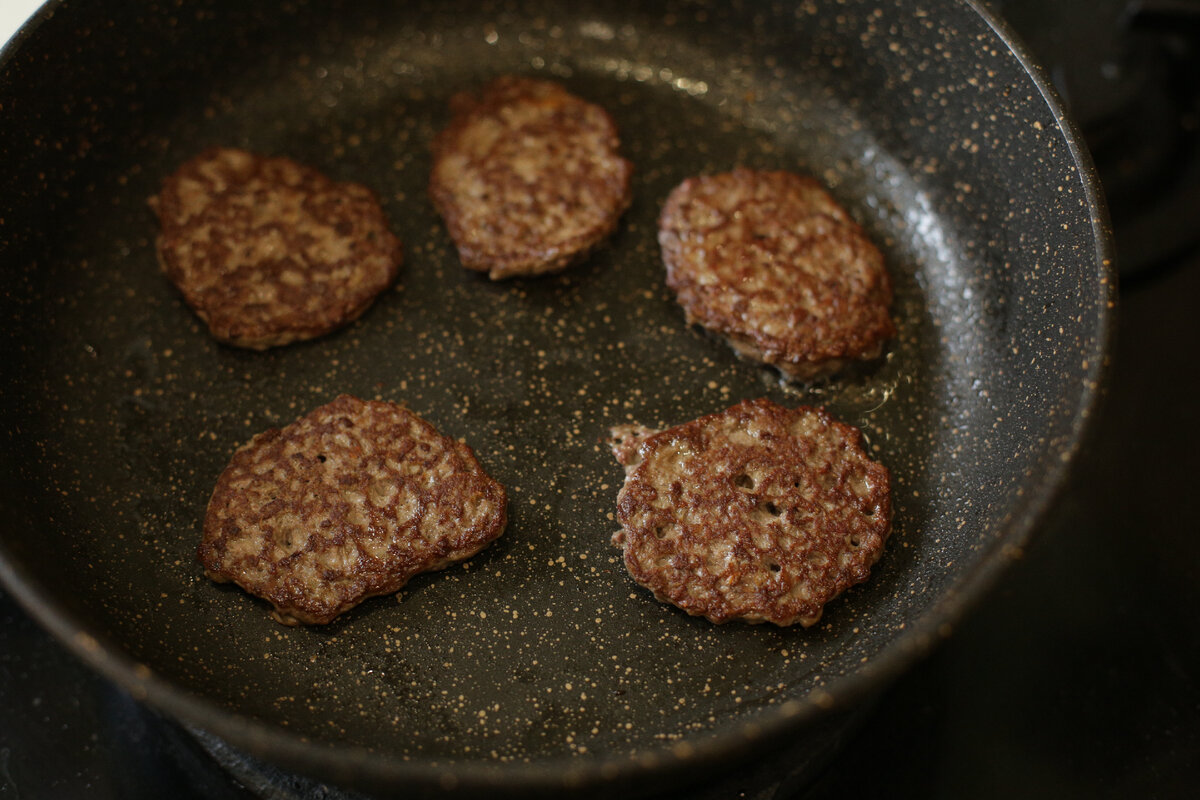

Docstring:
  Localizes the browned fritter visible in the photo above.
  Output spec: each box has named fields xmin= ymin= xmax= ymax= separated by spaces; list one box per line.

xmin=658 ymin=169 xmax=895 ymax=381
xmin=198 ymin=395 xmax=507 ymax=625
xmin=429 ymin=76 xmax=633 ymax=280
xmin=609 ymin=398 xmax=891 ymax=627
xmin=151 ymin=147 xmax=402 ymax=349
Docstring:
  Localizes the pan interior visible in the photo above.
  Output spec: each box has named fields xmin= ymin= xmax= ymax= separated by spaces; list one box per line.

xmin=0 ymin=0 xmax=1108 ymax=773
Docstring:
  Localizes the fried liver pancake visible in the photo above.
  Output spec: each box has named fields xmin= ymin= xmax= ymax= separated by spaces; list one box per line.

xmin=611 ymin=398 xmax=891 ymax=627
xmin=658 ymin=169 xmax=895 ymax=381
xmin=198 ymin=395 xmax=507 ymax=625
xmin=151 ymin=147 xmax=402 ymax=349
xmin=429 ymin=76 xmax=633 ymax=279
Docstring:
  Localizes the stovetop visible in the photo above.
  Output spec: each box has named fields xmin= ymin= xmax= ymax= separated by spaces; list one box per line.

xmin=3 ymin=2 xmax=1199 ymax=798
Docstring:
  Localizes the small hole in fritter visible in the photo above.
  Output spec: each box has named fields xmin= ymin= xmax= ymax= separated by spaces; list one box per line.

xmin=735 ymin=473 xmax=754 ymax=490
xmin=317 ymin=454 xmax=327 ymax=463
xmin=764 ymin=501 xmax=780 ymax=516
xmin=863 ymin=507 xmax=875 ymax=517
xmin=768 ymin=562 xmax=781 ymax=573
xmin=849 ymin=535 xmax=862 ymax=548
xmin=655 ymin=526 xmax=667 ymax=539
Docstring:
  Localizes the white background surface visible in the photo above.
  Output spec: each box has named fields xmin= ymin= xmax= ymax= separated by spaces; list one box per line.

xmin=1 ymin=0 xmax=48 ymax=51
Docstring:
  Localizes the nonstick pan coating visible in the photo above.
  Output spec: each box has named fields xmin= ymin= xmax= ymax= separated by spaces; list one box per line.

xmin=0 ymin=0 xmax=1113 ymax=796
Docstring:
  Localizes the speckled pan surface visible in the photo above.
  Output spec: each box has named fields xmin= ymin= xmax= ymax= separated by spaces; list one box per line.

xmin=0 ymin=0 xmax=1113 ymax=797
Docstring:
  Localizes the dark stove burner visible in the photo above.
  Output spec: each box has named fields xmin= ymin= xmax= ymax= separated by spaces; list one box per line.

xmin=185 ymin=728 xmax=370 ymax=800
xmin=1000 ymin=0 xmax=1200 ymax=278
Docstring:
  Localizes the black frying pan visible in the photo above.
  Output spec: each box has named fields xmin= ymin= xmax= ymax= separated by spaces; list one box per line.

xmin=0 ymin=0 xmax=1114 ymax=797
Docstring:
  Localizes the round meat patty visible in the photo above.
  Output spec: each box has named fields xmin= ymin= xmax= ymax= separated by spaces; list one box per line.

xmin=151 ymin=147 xmax=402 ymax=349
xmin=658 ymin=169 xmax=895 ymax=381
xmin=429 ymin=76 xmax=633 ymax=280
xmin=198 ymin=395 xmax=507 ymax=625
xmin=609 ymin=398 xmax=891 ymax=627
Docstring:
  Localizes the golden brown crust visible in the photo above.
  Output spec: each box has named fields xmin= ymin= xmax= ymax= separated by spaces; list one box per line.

xmin=197 ymin=395 xmax=507 ymax=625
xmin=151 ymin=147 xmax=402 ymax=349
xmin=658 ymin=169 xmax=895 ymax=381
xmin=610 ymin=398 xmax=891 ymax=627
xmin=607 ymin=423 xmax=658 ymax=471
xmin=429 ymin=76 xmax=633 ymax=280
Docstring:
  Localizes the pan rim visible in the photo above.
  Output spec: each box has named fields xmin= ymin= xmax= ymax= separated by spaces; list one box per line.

xmin=0 ymin=0 xmax=1117 ymax=794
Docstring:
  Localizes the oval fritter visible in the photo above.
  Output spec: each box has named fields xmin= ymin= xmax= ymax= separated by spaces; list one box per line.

xmin=610 ymin=398 xmax=891 ymax=627
xmin=198 ymin=395 xmax=507 ymax=625
xmin=658 ymin=169 xmax=895 ymax=381
xmin=151 ymin=147 xmax=402 ymax=349
xmin=429 ymin=76 xmax=633 ymax=280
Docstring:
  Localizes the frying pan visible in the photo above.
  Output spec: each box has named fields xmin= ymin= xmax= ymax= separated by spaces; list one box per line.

xmin=0 ymin=0 xmax=1114 ymax=797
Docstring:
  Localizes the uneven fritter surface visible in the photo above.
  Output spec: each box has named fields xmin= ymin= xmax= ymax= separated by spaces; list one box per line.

xmin=659 ymin=169 xmax=895 ymax=381
xmin=151 ymin=147 xmax=402 ymax=349
xmin=198 ymin=395 xmax=507 ymax=625
xmin=429 ymin=76 xmax=633 ymax=280
xmin=610 ymin=398 xmax=891 ymax=626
